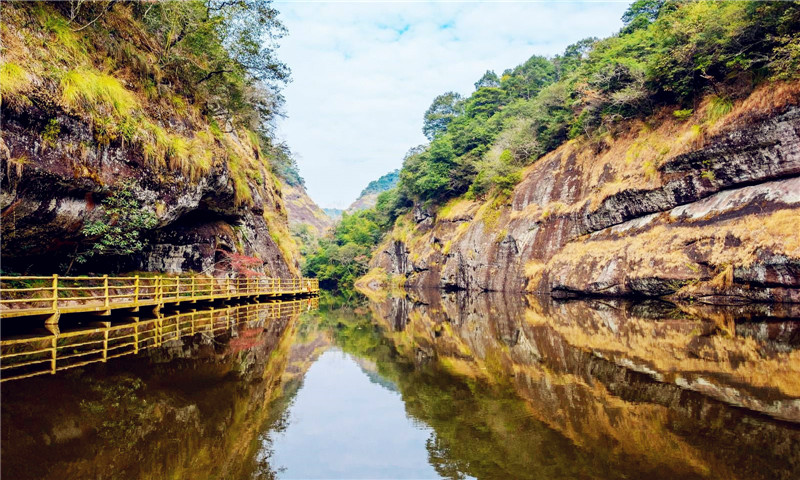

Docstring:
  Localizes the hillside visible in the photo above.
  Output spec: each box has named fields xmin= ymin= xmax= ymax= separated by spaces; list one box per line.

xmin=0 ymin=1 xmax=300 ymax=276
xmin=362 ymin=85 xmax=800 ymax=303
xmin=282 ymin=182 xmax=334 ymax=237
xmin=346 ymin=170 xmax=399 ymax=213
xmin=353 ymin=0 xmax=800 ymax=303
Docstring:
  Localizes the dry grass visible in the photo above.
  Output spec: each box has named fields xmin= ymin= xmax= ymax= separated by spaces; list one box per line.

xmin=60 ymin=68 xmax=138 ymax=119
xmin=708 ymin=81 xmax=800 ymax=137
xmin=523 ymin=260 xmax=546 ymax=288
xmin=548 ymin=207 xmax=800 ymax=285
xmin=437 ymin=197 xmax=479 ymax=221
xmin=0 ymin=62 xmax=30 ymax=100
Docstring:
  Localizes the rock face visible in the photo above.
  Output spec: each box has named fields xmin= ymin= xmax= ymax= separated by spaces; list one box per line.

xmin=0 ymin=93 xmax=298 ymax=277
xmin=0 ymin=3 xmax=299 ymax=277
xmin=281 ymin=183 xmax=333 ymax=237
xmin=368 ymin=86 xmax=800 ymax=303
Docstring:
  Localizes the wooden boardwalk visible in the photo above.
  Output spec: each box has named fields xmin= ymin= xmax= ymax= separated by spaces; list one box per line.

xmin=0 ymin=274 xmax=319 ymax=321
xmin=0 ymin=297 xmax=319 ymax=383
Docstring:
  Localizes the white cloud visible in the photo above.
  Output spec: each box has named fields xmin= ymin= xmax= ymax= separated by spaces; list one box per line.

xmin=274 ymin=1 xmax=631 ymax=208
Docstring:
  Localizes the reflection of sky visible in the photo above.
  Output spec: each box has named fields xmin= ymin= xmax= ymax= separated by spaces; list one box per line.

xmin=267 ymin=349 xmax=445 ymax=479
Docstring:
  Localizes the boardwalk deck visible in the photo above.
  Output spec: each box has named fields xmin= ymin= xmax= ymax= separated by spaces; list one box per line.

xmin=0 ymin=275 xmax=319 ymax=319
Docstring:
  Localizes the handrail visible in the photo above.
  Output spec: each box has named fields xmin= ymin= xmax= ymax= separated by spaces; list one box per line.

xmin=0 ymin=297 xmax=319 ymax=382
xmin=0 ymin=274 xmax=319 ymax=318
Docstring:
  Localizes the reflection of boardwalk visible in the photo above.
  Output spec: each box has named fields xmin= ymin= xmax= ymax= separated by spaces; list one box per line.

xmin=0 ymin=297 xmax=319 ymax=383
xmin=0 ymin=275 xmax=320 ymax=320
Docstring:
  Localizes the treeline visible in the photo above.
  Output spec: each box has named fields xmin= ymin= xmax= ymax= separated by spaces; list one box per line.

xmin=303 ymin=0 xmax=800 ymax=292
xmin=400 ymin=0 xmax=800 ymax=205
xmin=359 ymin=169 xmax=400 ymax=197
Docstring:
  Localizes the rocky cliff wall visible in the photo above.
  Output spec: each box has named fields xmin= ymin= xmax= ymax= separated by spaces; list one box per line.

xmin=363 ymin=84 xmax=800 ymax=303
xmin=0 ymin=3 xmax=299 ymax=276
xmin=1 ymin=101 xmax=298 ymax=277
xmin=282 ymin=183 xmax=333 ymax=237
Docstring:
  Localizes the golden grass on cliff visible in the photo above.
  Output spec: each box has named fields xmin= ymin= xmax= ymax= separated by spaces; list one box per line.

xmin=0 ymin=62 xmax=30 ymax=100
xmin=549 ymin=207 xmax=800 ymax=285
xmin=707 ymin=81 xmax=800 ymax=137
xmin=61 ymin=68 xmax=138 ymax=119
xmin=438 ymin=197 xmax=479 ymax=221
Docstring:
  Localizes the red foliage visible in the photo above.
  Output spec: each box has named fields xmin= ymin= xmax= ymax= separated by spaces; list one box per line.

xmin=216 ymin=250 xmax=264 ymax=277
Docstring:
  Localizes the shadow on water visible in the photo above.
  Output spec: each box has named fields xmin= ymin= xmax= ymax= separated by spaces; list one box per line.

xmin=2 ymin=290 xmax=800 ymax=479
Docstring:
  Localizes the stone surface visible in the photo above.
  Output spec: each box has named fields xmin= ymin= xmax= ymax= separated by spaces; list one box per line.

xmin=367 ymin=99 xmax=800 ymax=303
xmin=0 ymin=96 xmax=298 ymax=276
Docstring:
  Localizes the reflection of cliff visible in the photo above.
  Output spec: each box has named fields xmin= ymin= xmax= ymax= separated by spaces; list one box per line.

xmin=0 ymin=304 xmax=304 ymax=480
xmin=366 ymin=291 xmax=800 ymax=480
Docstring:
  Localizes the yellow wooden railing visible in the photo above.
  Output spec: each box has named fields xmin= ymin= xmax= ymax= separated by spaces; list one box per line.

xmin=0 ymin=297 xmax=319 ymax=382
xmin=0 ymin=275 xmax=319 ymax=318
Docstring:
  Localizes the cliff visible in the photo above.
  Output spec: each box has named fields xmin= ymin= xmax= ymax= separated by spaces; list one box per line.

xmin=0 ymin=2 xmax=299 ymax=276
xmin=362 ymin=84 xmax=800 ymax=303
xmin=282 ymin=182 xmax=334 ymax=237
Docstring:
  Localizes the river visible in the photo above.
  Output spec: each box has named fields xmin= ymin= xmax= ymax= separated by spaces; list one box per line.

xmin=2 ymin=292 xmax=799 ymax=479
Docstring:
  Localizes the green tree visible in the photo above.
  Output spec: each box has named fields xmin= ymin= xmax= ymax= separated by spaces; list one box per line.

xmin=474 ymin=70 xmax=500 ymax=89
xmin=76 ymin=184 xmax=158 ymax=268
xmin=621 ymin=0 xmax=666 ymax=33
xmin=423 ymin=92 xmax=463 ymax=141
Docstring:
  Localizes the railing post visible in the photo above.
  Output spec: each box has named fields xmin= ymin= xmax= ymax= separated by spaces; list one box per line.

xmin=157 ymin=277 xmax=163 ymax=304
xmin=50 ymin=336 xmax=57 ymax=375
xmin=191 ymin=275 xmax=196 ymax=300
xmin=134 ymin=275 xmax=140 ymax=305
xmin=227 ymin=277 xmax=231 ymax=296
xmin=176 ymin=276 xmax=181 ymax=299
xmin=103 ymin=274 xmax=109 ymax=309
xmin=102 ymin=329 xmax=108 ymax=362
xmin=51 ymin=274 xmax=58 ymax=312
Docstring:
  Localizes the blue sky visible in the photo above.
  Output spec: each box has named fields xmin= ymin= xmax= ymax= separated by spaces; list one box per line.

xmin=274 ymin=1 xmax=632 ymax=208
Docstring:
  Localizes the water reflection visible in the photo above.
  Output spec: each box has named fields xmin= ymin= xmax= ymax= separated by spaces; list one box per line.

xmin=1 ymin=299 xmax=315 ymax=480
xmin=361 ymin=290 xmax=800 ymax=480
xmin=267 ymin=349 xmax=441 ymax=479
xmin=2 ymin=291 xmax=799 ymax=479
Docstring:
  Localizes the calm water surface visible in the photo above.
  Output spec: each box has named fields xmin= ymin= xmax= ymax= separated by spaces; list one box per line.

xmin=2 ymin=293 xmax=800 ymax=479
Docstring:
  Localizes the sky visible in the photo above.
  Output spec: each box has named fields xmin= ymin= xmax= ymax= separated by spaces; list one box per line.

xmin=274 ymin=1 xmax=631 ymax=209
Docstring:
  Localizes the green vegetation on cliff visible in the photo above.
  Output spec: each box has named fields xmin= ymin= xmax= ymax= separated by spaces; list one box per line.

xmin=302 ymin=0 xmax=800 ymax=293
xmin=303 ymin=191 xmax=405 ymax=292
xmin=1 ymin=1 xmax=306 ymax=274
xmin=2 ymin=1 xmax=292 ymax=187
xmin=399 ymin=0 xmax=800 ymax=205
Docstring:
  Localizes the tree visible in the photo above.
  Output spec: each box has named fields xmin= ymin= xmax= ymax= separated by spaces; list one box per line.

xmin=500 ymin=55 xmax=556 ymax=100
xmin=621 ymin=0 xmax=665 ymax=33
xmin=474 ymin=70 xmax=500 ymax=89
xmin=423 ymin=92 xmax=463 ymax=141
xmin=139 ymin=0 xmax=290 ymax=123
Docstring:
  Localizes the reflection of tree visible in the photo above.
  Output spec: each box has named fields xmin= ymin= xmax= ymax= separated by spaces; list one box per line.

xmin=426 ymin=435 xmax=469 ymax=480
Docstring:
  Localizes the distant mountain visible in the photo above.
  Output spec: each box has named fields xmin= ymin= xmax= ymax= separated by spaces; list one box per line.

xmin=322 ymin=208 xmax=344 ymax=220
xmin=346 ymin=170 xmax=399 ymax=213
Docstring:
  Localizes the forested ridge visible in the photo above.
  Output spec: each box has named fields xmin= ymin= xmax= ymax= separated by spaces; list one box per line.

xmin=304 ymin=0 xmax=800 ymax=292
